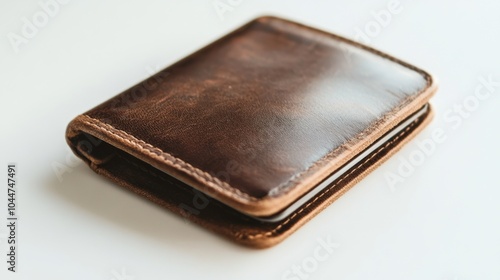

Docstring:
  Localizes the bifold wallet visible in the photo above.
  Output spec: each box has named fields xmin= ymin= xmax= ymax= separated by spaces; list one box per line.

xmin=66 ymin=16 xmax=437 ymax=248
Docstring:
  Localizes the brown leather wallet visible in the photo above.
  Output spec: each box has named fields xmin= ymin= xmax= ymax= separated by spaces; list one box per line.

xmin=66 ymin=16 xmax=436 ymax=248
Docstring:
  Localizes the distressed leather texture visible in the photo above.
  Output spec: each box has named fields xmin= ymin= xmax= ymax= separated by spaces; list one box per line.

xmin=66 ymin=16 xmax=436 ymax=248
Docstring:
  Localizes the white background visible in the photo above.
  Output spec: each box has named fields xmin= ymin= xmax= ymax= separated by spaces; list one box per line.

xmin=1 ymin=0 xmax=500 ymax=279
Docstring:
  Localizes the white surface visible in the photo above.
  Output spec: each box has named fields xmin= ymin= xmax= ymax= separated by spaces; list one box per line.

xmin=1 ymin=0 xmax=499 ymax=279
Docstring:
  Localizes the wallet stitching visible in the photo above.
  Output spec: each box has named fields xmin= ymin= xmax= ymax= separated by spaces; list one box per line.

xmin=243 ymin=117 xmax=420 ymax=240
xmin=80 ymin=115 xmax=258 ymax=201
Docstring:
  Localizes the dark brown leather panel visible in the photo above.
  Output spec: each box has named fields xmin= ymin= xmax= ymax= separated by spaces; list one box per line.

xmin=83 ymin=16 xmax=431 ymax=205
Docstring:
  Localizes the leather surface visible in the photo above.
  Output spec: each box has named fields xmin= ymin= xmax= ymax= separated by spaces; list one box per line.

xmin=66 ymin=16 xmax=436 ymax=246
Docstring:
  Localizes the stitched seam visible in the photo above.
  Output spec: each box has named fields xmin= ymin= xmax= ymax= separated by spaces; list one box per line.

xmin=81 ymin=115 xmax=257 ymax=201
xmin=242 ymin=117 xmax=420 ymax=240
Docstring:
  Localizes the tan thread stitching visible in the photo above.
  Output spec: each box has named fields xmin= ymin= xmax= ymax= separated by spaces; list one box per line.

xmin=242 ymin=117 xmax=420 ymax=240
xmin=80 ymin=115 xmax=257 ymax=201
